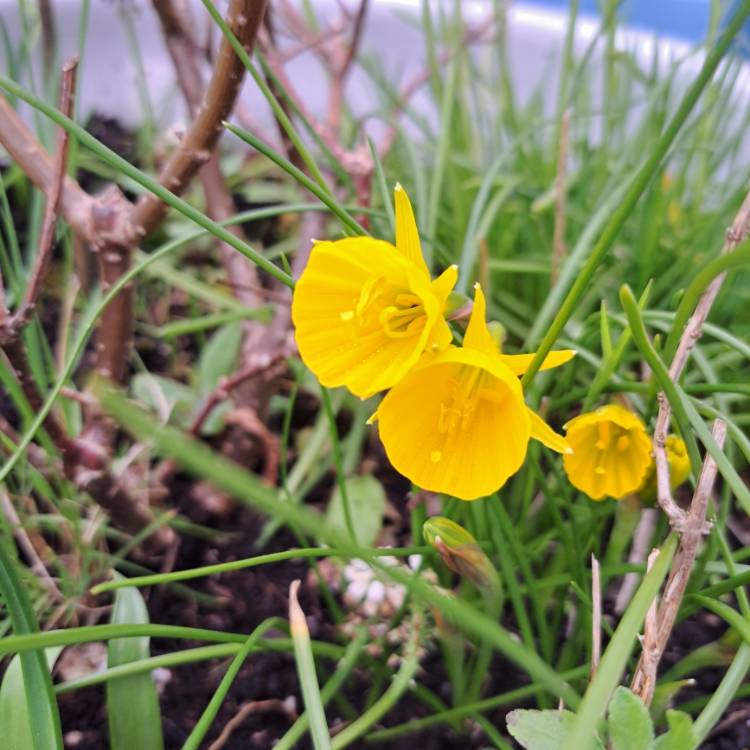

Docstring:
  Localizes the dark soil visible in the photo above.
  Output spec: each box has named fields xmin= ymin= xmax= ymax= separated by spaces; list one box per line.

xmin=55 ymin=486 xmax=750 ymax=749
xmin=56 ymin=491 xmax=528 ymax=750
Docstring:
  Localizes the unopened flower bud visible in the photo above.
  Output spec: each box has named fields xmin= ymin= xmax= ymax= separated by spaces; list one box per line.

xmin=423 ymin=516 xmax=500 ymax=595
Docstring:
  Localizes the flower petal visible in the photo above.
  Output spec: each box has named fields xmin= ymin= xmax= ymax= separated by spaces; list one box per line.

xmin=499 ymin=349 xmax=577 ymax=376
xmin=464 ymin=283 xmax=499 ymax=356
xmin=562 ymin=404 xmax=652 ymax=501
xmin=528 ymin=408 xmax=570 ymax=454
xmin=377 ymin=359 xmax=530 ymax=500
xmin=394 ymin=183 xmax=429 ymax=275
xmin=292 ymin=238 xmax=438 ymax=397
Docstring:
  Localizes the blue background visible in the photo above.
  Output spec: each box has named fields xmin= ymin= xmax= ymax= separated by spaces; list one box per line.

xmin=529 ymin=1 xmax=749 ymax=49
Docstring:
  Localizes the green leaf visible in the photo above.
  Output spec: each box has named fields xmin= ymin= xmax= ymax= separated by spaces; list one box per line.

xmin=131 ymin=373 xmax=198 ymax=429
xmin=196 ymin=321 xmax=243 ymax=397
xmin=651 ymin=680 xmax=694 ymax=724
xmin=106 ymin=583 xmax=164 ymax=750
xmin=608 ymin=687 xmax=654 ymax=750
xmin=0 ymin=543 xmax=63 ymax=750
xmin=326 ymin=475 xmax=386 ymax=547
xmin=0 ymin=648 xmax=63 ymax=750
xmin=652 ymin=710 xmax=697 ymax=750
xmin=506 ymin=709 xmax=579 ymax=750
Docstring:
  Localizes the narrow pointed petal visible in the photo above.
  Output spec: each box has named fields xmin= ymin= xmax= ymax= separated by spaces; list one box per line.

xmin=394 ymin=183 xmax=429 ymax=274
xmin=431 ymin=264 xmax=458 ymax=305
xmin=463 ymin=283 xmax=498 ymax=355
xmin=428 ymin=316 xmax=453 ymax=351
xmin=499 ymin=349 xmax=577 ymax=376
xmin=528 ymin=408 xmax=570 ymax=454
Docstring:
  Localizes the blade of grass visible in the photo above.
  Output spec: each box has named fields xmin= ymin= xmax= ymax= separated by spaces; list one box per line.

xmin=224 ymin=122 xmax=365 ymax=235
xmin=106 ymin=583 xmax=164 ymax=750
xmin=90 ymin=545 xmax=428 ymax=594
xmin=0 ymin=74 xmax=294 ymax=288
xmin=521 ymin=0 xmax=750 ymax=386
xmin=561 ymin=534 xmax=678 ymax=750
xmin=290 ymin=580 xmax=332 ymax=750
xmin=181 ymin=618 xmax=284 ymax=750
xmin=274 ymin=628 xmax=370 ymax=750
xmin=0 ymin=624 xmax=343 ymax=660
xmin=662 ymin=238 xmax=750 ymax=361
xmin=331 ymin=618 xmax=421 ymax=749
xmin=55 ymin=645 xmax=242 ymax=694
xmin=0 ymin=648 xmax=62 ymax=750
xmin=0 ymin=542 xmax=63 ymax=750
xmin=96 ymin=385 xmax=581 ymax=706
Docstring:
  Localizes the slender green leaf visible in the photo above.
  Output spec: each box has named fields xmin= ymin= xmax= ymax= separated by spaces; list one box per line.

xmin=290 ymin=581 xmax=332 ymax=750
xmin=0 ymin=543 xmax=63 ymax=750
xmin=106 ymin=584 xmax=164 ymax=750
xmin=0 ymin=648 xmax=63 ymax=750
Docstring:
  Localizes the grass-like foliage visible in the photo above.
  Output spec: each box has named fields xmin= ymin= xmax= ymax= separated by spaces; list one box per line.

xmin=1 ymin=1 xmax=750 ymax=748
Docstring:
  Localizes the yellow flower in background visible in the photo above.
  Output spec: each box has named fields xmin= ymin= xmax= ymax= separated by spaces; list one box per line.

xmin=373 ymin=284 xmax=574 ymax=500
xmin=292 ymin=184 xmax=457 ymax=398
xmin=563 ymin=404 xmax=652 ymax=501
xmin=638 ymin=434 xmax=691 ymax=500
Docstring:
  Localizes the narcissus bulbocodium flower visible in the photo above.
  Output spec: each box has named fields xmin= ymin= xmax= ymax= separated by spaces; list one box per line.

xmin=563 ymin=404 xmax=653 ymax=501
xmin=372 ymin=284 xmax=574 ymax=500
xmin=638 ymin=434 xmax=691 ymax=500
xmin=291 ymin=184 xmax=457 ymax=397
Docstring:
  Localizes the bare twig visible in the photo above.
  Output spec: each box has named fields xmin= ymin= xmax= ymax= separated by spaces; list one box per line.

xmin=551 ymin=110 xmax=570 ymax=284
xmin=191 ymin=356 xmax=285 ymax=437
xmin=631 ymin=419 xmax=727 ymax=705
xmin=0 ymin=490 xmax=63 ymax=602
xmin=37 ymin=0 xmax=56 ymax=81
xmin=207 ymin=698 xmax=297 ymax=750
xmin=21 ymin=60 xmax=76 ymax=315
xmin=153 ymin=355 xmax=285 ymax=486
xmin=132 ymin=0 xmax=268 ymax=236
xmin=377 ymin=14 xmax=496 ymax=157
xmin=327 ymin=0 xmax=369 ymax=130
xmin=632 ymin=548 xmax=662 ymax=704
xmin=0 ymin=96 xmax=93 ymax=238
xmin=0 ymin=57 xmax=76 ymax=344
xmin=654 ymin=188 xmax=750 ymax=529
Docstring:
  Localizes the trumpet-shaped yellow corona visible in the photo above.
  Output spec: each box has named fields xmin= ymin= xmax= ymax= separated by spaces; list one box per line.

xmin=563 ymin=404 xmax=653 ymax=501
xmin=373 ymin=285 xmax=574 ymax=500
xmin=291 ymin=184 xmax=457 ymax=398
xmin=638 ymin=434 xmax=691 ymax=500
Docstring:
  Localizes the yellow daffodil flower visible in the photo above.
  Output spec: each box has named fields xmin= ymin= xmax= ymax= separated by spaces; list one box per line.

xmin=373 ymin=284 xmax=574 ymax=500
xmin=563 ymin=404 xmax=653 ymax=501
xmin=638 ymin=434 xmax=691 ymax=500
xmin=291 ymin=184 xmax=457 ymax=397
